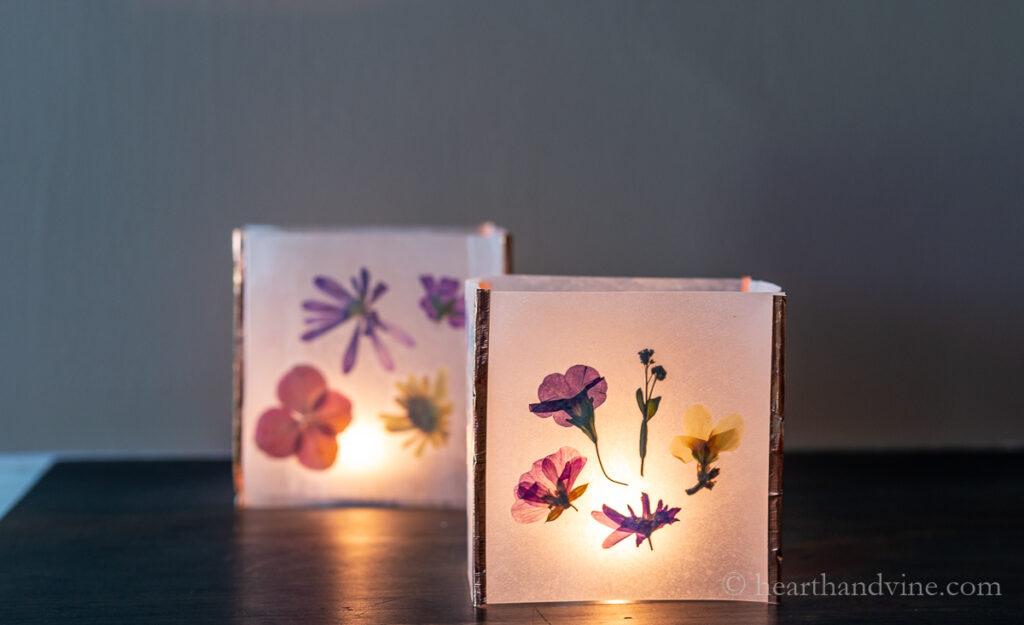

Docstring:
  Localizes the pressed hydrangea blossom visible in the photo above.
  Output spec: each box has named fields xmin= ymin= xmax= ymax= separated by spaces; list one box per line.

xmin=528 ymin=365 xmax=626 ymax=486
xmin=418 ymin=275 xmax=465 ymax=328
xmin=301 ymin=268 xmax=415 ymax=374
xmin=669 ymin=404 xmax=745 ymax=495
xmin=592 ymin=492 xmax=681 ymax=550
xmin=380 ymin=369 xmax=452 ymax=456
xmin=511 ymin=446 xmax=588 ymax=524
xmin=254 ymin=365 xmax=353 ymax=470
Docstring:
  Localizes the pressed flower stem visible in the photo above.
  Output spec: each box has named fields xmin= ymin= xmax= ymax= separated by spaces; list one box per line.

xmin=640 ymin=364 xmax=650 ymax=477
xmin=593 ymin=439 xmax=628 ymax=486
xmin=686 ymin=463 xmax=721 ymax=495
xmin=639 ymin=370 xmax=661 ymax=478
xmin=640 ymin=419 xmax=649 ymax=477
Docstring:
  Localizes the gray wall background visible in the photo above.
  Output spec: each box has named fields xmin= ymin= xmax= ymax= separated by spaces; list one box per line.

xmin=2 ymin=1 xmax=1022 ymax=455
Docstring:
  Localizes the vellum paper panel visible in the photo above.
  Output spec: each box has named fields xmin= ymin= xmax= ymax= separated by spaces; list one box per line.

xmin=240 ymin=226 xmax=505 ymax=508
xmin=484 ymin=289 xmax=774 ymax=603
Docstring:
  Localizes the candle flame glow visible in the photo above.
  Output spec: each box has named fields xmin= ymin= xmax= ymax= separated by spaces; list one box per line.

xmin=339 ymin=422 xmax=386 ymax=471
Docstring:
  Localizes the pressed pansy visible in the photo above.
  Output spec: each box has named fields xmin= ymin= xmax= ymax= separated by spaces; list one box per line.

xmin=592 ymin=492 xmax=681 ymax=550
xmin=301 ymin=267 xmax=415 ymax=374
xmin=511 ymin=446 xmax=588 ymax=524
xmin=419 ymin=275 xmax=466 ymax=328
xmin=380 ymin=369 xmax=452 ymax=456
xmin=254 ymin=365 xmax=353 ymax=470
xmin=669 ymin=404 xmax=745 ymax=495
xmin=528 ymin=364 xmax=626 ymax=485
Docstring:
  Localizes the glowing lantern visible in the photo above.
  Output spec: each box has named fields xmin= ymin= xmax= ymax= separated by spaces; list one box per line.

xmin=233 ymin=224 xmax=508 ymax=507
xmin=467 ymin=275 xmax=784 ymax=604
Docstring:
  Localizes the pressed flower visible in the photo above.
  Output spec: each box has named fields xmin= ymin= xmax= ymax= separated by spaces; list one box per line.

xmin=419 ymin=275 xmax=466 ymax=328
xmin=528 ymin=364 xmax=626 ymax=486
xmin=634 ymin=348 xmax=667 ymax=477
xmin=592 ymin=492 xmax=681 ymax=550
xmin=669 ymin=404 xmax=745 ymax=495
xmin=511 ymin=446 xmax=589 ymax=524
xmin=380 ymin=369 xmax=452 ymax=456
xmin=254 ymin=365 xmax=353 ymax=470
xmin=301 ymin=267 xmax=415 ymax=374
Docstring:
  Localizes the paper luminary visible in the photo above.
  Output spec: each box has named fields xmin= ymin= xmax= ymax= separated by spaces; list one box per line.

xmin=233 ymin=224 xmax=509 ymax=507
xmin=468 ymin=275 xmax=785 ymax=605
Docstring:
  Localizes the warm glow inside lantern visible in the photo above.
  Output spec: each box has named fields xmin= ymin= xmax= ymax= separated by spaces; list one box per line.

xmin=467 ymin=275 xmax=784 ymax=604
xmin=233 ymin=224 xmax=508 ymax=507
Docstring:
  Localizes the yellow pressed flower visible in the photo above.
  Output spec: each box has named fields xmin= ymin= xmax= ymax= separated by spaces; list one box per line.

xmin=669 ymin=404 xmax=744 ymax=495
xmin=380 ymin=369 xmax=452 ymax=456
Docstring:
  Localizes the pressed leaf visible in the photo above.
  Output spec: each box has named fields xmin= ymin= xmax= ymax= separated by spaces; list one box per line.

xmin=635 ymin=388 xmax=646 ymax=414
xmin=569 ymin=483 xmax=588 ymax=500
xmin=546 ymin=507 xmax=564 ymax=522
xmin=647 ymin=396 xmax=661 ymax=419
xmin=639 ymin=420 xmax=649 ymax=459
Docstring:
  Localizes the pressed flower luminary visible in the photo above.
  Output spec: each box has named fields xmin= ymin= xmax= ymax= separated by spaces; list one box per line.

xmin=234 ymin=224 xmax=508 ymax=507
xmin=468 ymin=275 xmax=785 ymax=604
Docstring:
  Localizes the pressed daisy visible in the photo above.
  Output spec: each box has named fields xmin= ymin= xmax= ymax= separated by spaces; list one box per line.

xmin=381 ymin=369 xmax=452 ymax=456
xmin=592 ymin=492 xmax=681 ymax=550
xmin=511 ymin=446 xmax=588 ymax=524
xmin=301 ymin=267 xmax=415 ymax=374
xmin=669 ymin=404 xmax=744 ymax=495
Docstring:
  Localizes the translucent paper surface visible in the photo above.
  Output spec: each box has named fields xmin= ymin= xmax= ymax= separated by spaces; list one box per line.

xmin=472 ymin=277 xmax=779 ymax=603
xmin=239 ymin=226 xmax=506 ymax=508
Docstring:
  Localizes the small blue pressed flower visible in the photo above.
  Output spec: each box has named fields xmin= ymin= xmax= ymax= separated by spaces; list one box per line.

xmin=635 ymin=348 xmax=667 ymax=476
xmin=301 ymin=267 xmax=415 ymax=374
xmin=592 ymin=492 xmax=681 ymax=550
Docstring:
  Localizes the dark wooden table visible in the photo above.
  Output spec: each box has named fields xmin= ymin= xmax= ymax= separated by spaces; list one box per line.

xmin=0 ymin=453 xmax=1020 ymax=624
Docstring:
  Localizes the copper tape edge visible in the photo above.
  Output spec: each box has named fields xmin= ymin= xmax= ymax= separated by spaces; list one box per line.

xmin=502 ymin=232 xmax=514 ymax=274
xmin=471 ymin=288 xmax=491 ymax=606
xmin=768 ymin=294 xmax=786 ymax=603
xmin=232 ymin=229 xmax=246 ymax=508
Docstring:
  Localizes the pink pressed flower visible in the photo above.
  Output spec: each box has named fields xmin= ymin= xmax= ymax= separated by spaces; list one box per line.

xmin=511 ymin=446 xmax=588 ymax=524
xmin=254 ymin=365 xmax=353 ymax=470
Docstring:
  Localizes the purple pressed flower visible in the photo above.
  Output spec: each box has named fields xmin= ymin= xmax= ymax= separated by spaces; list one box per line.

xmin=529 ymin=365 xmax=607 ymax=427
xmin=419 ymin=275 xmax=465 ymax=328
xmin=301 ymin=267 xmax=415 ymax=374
xmin=592 ymin=492 xmax=681 ymax=550
xmin=528 ymin=365 xmax=625 ymax=486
